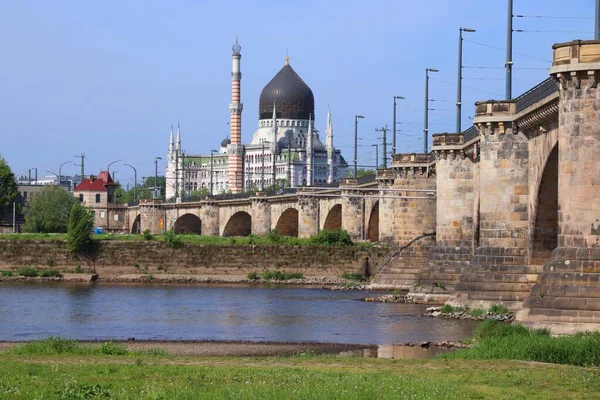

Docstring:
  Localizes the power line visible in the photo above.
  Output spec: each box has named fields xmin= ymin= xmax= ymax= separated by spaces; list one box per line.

xmin=429 ymin=77 xmax=503 ymax=97
xmin=515 ymin=29 xmax=593 ymax=34
xmin=515 ymin=14 xmax=593 ymax=20
xmin=463 ymin=38 xmax=552 ymax=63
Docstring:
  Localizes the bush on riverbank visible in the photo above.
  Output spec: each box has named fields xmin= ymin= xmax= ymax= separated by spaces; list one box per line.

xmin=445 ymin=319 xmax=600 ymax=367
xmin=38 ymin=269 xmax=61 ymax=277
xmin=340 ymin=273 xmax=363 ymax=281
xmin=16 ymin=266 xmax=38 ymax=277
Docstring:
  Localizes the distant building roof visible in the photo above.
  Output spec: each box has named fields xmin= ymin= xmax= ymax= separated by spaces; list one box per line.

xmin=75 ymin=171 xmax=117 ymax=192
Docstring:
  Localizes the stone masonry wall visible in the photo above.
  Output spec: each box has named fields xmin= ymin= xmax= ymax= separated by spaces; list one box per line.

xmin=0 ymin=240 xmax=386 ymax=277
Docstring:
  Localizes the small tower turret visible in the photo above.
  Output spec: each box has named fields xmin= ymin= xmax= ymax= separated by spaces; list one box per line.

xmin=306 ymin=114 xmax=314 ymax=186
xmin=326 ymin=107 xmax=334 ymax=184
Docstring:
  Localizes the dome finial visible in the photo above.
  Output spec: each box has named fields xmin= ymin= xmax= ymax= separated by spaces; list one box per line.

xmin=232 ymin=36 xmax=242 ymax=55
xmin=285 ymin=49 xmax=289 ymax=66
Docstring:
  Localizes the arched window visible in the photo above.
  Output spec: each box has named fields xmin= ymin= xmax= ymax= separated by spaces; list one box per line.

xmin=79 ymin=194 xmax=83 ymax=202
xmin=95 ymin=194 xmax=101 ymax=203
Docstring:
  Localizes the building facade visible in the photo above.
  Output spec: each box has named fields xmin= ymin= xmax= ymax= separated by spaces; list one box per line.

xmin=165 ymin=40 xmax=347 ymax=200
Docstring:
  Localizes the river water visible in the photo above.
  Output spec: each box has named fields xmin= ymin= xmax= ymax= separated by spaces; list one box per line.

xmin=0 ymin=283 xmax=478 ymax=344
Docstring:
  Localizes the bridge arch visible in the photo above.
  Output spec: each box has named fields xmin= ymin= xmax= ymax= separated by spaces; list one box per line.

xmin=224 ymin=211 xmax=252 ymax=237
xmin=173 ymin=213 xmax=202 ymax=235
xmin=530 ymin=144 xmax=558 ymax=265
xmin=275 ymin=208 xmax=299 ymax=237
xmin=131 ymin=215 xmax=141 ymax=234
xmin=323 ymin=204 xmax=342 ymax=231
xmin=367 ymin=201 xmax=379 ymax=242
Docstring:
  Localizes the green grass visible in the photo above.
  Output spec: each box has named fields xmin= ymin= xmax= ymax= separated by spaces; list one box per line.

xmin=340 ymin=272 xmax=363 ymax=281
xmin=260 ymin=270 xmax=304 ymax=281
xmin=38 ymin=269 xmax=61 ymax=278
xmin=0 ymin=353 xmax=596 ymax=399
xmin=488 ymin=304 xmax=510 ymax=315
xmin=16 ymin=266 xmax=38 ymax=277
xmin=445 ymin=319 xmax=600 ymax=367
xmin=7 ymin=337 xmax=162 ymax=357
xmin=0 ymin=231 xmax=379 ymax=248
xmin=1 ymin=271 xmax=13 ymax=277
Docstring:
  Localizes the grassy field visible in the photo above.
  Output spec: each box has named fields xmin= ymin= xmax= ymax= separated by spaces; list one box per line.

xmin=0 ymin=353 xmax=598 ymax=399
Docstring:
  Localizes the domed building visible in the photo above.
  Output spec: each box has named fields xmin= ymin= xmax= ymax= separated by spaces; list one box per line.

xmin=165 ymin=41 xmax=347 ymax=199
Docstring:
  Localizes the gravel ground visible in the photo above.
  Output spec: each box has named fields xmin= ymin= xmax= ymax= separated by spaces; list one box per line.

xmin=0 ymin=340 xmax=374 ymax=357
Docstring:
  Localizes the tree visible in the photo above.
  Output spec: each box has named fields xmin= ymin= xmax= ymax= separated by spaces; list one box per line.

xmin=67 ymin=202 xmax=95 ymax=254
xmin=346 ymin=168 xmax=375 ymax=179
xmin=22 ymin=186 xmax=76 ymax=233
xmin=0 ymin=156 xmax=18 ymax=217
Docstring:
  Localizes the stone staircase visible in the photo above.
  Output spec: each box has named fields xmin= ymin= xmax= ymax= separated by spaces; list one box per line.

xmin=415 ymin=246 xmax=472 ymax=291
xmin=451 ymin=247 xmax=543 ymax=310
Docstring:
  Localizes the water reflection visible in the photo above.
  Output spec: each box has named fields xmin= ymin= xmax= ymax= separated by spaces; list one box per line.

xmin=0 ymin=283 xmax=479 ymax=344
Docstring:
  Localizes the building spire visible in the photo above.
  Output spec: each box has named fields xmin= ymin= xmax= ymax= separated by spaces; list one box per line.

xmin=307 ymin=113 xmax=313 ymax=186
xmin=176 ymin=122 xmax=181 ymax=150
xmin=285 ymin=50 xmax=290 ymax=66
xmin=169 ymin=124 xmax=174 ymax=152
xmin=326 ymin=107 xmax=335 ymax=184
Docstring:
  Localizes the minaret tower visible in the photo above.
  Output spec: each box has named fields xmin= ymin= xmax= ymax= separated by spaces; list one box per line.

xmin=326 ymin=107 xmax=334 ymax=184
xmin=166 ymin=125 xmax=176 ymax=200
xmin=228 ymin=37 xmax=244 ymax=193
xmin=306 ymin=114 xmax=313 ymax=186
xmin=175 ymin=123 xmax=183 ymax=199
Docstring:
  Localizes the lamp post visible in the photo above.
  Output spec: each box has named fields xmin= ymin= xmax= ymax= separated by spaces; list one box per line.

xmin=392 ymin=96 xmax=405 ymax=155
xmin=354 ymin=115 xmax=365 ymax=178
xmin=424 ymin=68 xmax=439 ymax=153
xmin=506 ymin=0 xmax=513 ymax=100
xmin=596 ymin=0 xmax=600 ymax=40
xmin=124 ymin=163 xmax=137 ymax=202
xmin=210 ymin=150 xmax=218 ymax=196
xmin=154 ymin=157 xmax=162 ymax=199
xmin=371 ymin=144 xmax=379 ymax=169
xmin=45 ymin=171 xmax=59 ymax=184
xmin=107 ymin=160 xmax=121 ymax=175
xmin=58 ymin=161 xmax=71 ymax=187
xmin=457 ymin=27 xmax=476 ymax=134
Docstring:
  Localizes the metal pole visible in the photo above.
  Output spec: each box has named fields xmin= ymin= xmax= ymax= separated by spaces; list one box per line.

xmin=13 ymin=202 xmax=16 ymax=233
xmin=596 ymin=0 xmax=600 ymax=40
xmin=154 ymin=159 xmax=158 ymax=199
xmin=34 ymin=168 xmax=37 ymax=184
xmin=382 ymin=125 xmax=388 ymax=169
xmin=506 ymin=0 xmax=513 ymax=100
xmin=354 ymin=116 xmax=358 ymax=178
xmin=210 ymin=151 xmax=214 ymax=196
xmin=457 ymin=28 xmax=463 ymax=134
xmin=124 ymin=164 xmax=137 ymax=202
xmin=392 ymin=97 xmax=397 ymax=155
xmin=261 ymin=143 xmax=265 ymax=190
xmin=424 ymin=69 xmax=429 ymax=154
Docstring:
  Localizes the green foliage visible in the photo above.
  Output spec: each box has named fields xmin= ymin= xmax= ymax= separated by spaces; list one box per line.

xmin=346 ymin=168 xmax=375 ymax=179
xmin=440 ymin=304 xmax=455 ymax=314
xmin=468 ymin=308 xmax=486 ymax=318
xmin=1 ymin=270 xmax=13 ymax=277
xmin=142 ymin=229 xmax=153 ymax=240
xmin=445 ymin=320 xmax=600 ymax=367
xmin=261 ymin=270 xmax=303 ymax=281
xmin=67 ymin=202 xmax=95 ymax=255
xmin=489 ymin=304 xmax=510 ymax=315
xmin=55 ymin=382 xmax=112 ymax=399
xmin=187 ymin=188 xmax=210 ymax=201
xmin=38 ymin=269 xmax=61 ymax=278
xmin=23 ymin=186 xmax=76 ymax=233
xmin=17 ymin=266 xmax=38 ymax=277
xmin=341 ymin=273 xmax=363 ymax=281
xmin=309 ymin=229 xmax=353 ymax=246
xmin=163 ymin=230 xmax=182 ymax=249
xmin=74 ymin=265 xmax=83 ymax=273
xmin=98 ymin=341 xmax=128 ymax=355
xmin=9 ymin=337 xmax=131 ymax=358
xmin=247 ymin=272 xmax=259 ymax=280
xmin=266 ymin=229 xmax=283 ymax=244
xmin=0 ymin=155 xmax=18 ymax=216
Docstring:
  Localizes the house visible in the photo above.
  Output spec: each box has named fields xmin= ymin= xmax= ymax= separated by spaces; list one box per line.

xmin=74 ymin=171 xmax=127 ymax=232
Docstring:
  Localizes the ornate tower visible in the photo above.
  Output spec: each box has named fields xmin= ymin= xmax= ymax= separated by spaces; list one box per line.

xmin=326 ymin=107 xmax=334 ymax=184
xmin=165 ymin=125 xmax=176 ymax=200
xmin=228 ymin=38 xmax=244 ymax=193
xmin=306 ymin=114 xmax=313 ymax=186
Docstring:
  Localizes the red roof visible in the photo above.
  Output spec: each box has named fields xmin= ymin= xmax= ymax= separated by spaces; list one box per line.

xmin=75 ymin=171 xmax=117 ymax=192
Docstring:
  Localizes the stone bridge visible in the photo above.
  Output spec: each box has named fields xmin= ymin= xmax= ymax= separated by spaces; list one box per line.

xmin=126 ymin=182 xmax=436 ymax=246
xmin=121 ymin=39 xmax=600 ymax=333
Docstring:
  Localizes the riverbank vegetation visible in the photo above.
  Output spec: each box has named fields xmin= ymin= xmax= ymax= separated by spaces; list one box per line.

xmin=0 ymin=349 xmax=596 ymax=399
xmin=0 ymin=228 xmax=374 ymax=248
xmin=446 ymin=319 xmax=600 ymax=367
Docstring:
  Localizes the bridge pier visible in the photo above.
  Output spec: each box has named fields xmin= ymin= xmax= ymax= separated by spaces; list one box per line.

xmin=298 ymin=196 xmax=319 ymax=238
xmin=411 ymin=133 xmax=476 ymax=299
xmin=251 ymin=196 xmax=270 ymax=236
xmin=518 ymin=40 xmax=600 ymax=333
xmin=452 ymin=100 xmax=536 ymax=310
xmin=201 ymin=202 xmax=220 ymax=236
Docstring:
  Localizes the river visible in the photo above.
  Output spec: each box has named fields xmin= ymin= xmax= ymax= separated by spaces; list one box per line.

xmin=0 ymin=283 xmax=478 ymax=344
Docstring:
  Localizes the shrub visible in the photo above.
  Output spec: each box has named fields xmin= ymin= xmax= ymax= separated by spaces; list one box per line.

xmin=38 ymin=269 xmax=61 ymax=278
xmin=17 ymin=266 xmax=38 ymax=277
xmin=341 ymin=273 xmax=363 ymax=281
xmin=489 ymin=304 xmax=511 ymax=315
xmin=468 ymin=308 xmax=486 ymax=318
xmin=74 ymin=265 xmax=83 ymax=274
xmin=261 ymin=270 xmax=303 ymax=281
xmin=142 ymin=229 xmax=153 ymax=241
xmin=472 ymin=319 xmax=534 ymax=340
xmin=163 ymin=230 xmax=182 ymax=249
xmin=247 ymin=272 xmax=259 ymax=280
xmin=309 ymin=229 xmax=353 ymax=246
xmin=266 ymin=230 xmax=283 ymax=244
xmin=22 ymin=185 xmax=76 ymax=233
xmin=1 ymin=271 xmax=13 ymax=277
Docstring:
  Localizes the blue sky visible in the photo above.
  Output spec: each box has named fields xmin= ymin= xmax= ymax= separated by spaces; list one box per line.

xmin=0 ymin=0 xmax=596 ymax=185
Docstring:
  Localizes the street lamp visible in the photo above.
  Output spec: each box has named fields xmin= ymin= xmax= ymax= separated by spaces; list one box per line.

xmin=45 ymin=171 xmax=59 ymax=184
xmin=424 ymin=68 xmax=439 ymax=153
xmin=154 ymin=157 xmax=162 ymax=199
xmin=210 ymin=150 xmax=218 ymax=196
xmin=457 ymin=27 xmax=476 ymax=133
xmin=124 ymin=163 xmax=137 ymax=202
xmin=354 ymin=115 xmax=365 ymax=178
xmin=107 ymin=160 xmax=121 ymax=174
xmin=393 ymin=96 xmax=405 ymax=155
xmin=58 ymin=161 xmax=71 ymax=187
xmin=371 ymin=144 xmax=379 ymax=169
